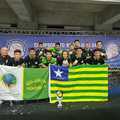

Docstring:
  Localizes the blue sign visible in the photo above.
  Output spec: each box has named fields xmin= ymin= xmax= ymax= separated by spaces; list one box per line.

xmin=0 ymin=33 xmax=120 ymax=68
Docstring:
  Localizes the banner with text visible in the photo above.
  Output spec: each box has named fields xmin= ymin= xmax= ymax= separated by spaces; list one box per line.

xmin=0 ymin=34 xmax=120 ymax=67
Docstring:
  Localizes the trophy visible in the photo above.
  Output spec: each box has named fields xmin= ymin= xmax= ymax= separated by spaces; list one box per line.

xmin=56 ymin=90 xmax=63 ymax=109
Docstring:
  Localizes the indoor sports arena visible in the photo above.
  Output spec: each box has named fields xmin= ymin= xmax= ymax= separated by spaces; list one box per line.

xmin=0 ymin=0 xmax=120 ymax=119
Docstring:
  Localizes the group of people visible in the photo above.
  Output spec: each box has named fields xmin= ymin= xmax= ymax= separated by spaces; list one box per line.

xmin=0 ymin=40 xmax=107 ymax=68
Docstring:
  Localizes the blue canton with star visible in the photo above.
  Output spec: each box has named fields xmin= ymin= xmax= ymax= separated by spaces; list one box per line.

xmin=50 ymin=65 xmax=68 ymax=81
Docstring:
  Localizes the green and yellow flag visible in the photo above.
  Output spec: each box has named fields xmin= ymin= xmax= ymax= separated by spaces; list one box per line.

xmin=23 ymin=68 xmax=49 ymax=100
xmin=0 ymin=65 xmax=49 ymax=100
xmin=49 ymin=65 xmax=108 ymax=103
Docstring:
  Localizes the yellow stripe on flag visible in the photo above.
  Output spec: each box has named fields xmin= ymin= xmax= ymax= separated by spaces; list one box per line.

xmin=69 ymin=74 xmax=108 ymax=78
xmin=50 ymin=92 xmax=108 ymax=97
xmin=50 ymin=80 xmax=108 ymax=85
xmin=69 ymin=68 xmax=108 ymax=72
xmin=50 ymin=65 xmax=108 ymax=103
xmin=50 ymin=86 xmax=108 ymax=91
xmin=50 ymin=99 xmax=108 ymax=103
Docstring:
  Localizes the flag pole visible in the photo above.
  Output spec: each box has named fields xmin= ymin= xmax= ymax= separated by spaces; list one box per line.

xmin=48 ymin=65 xmax=51 ymax=103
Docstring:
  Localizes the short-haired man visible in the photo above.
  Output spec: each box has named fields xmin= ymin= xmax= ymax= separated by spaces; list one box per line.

xmin=50 ymin=42 xmax=62 ymax=58
xmin=24 ymin=48 xmax=40 ymax=68
xmin=70 ymin=47 xmax=86 ymax=66
xmin=11 ymin=49 xmax=24 ymax=66
xmin=0 ymin=47 xmax=13 ymax=66
xmin=83 ymin=42 xmax=93 ymax=60
xmin=41 ymin=50 xmax=56 ymax=68
xmin=36 ymin=42 xmax=45 ymax=57
xmin=93 ymin=41 xmax=107 ymax=60
xmin=86 ymin=50 xmax=105 ymax=65
xmin=74 ymin=40 xmax=81 ymax=49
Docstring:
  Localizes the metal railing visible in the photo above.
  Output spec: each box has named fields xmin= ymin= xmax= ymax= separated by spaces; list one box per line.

xmin=0 ymin=28 xmax=120 ymax=35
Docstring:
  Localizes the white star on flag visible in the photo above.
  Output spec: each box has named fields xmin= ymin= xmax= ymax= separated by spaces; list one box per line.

xmin=54 ymin=69 xmax=63 ymax=78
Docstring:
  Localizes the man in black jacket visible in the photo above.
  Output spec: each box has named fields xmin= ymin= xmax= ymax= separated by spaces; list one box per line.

xmin=24 ymin=48 xmax=40 ymax=68
xmin=11 ymin=49 xmax=24 ymax=66
xmin=0 ymin=47 xmax=13 ymax=66
xmin=93 ymin=41 xmax=107 ymax=60
xmin=86 ymin=50 xmax=105 ymax=65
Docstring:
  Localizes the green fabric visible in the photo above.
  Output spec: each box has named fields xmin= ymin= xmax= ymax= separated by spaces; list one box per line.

xmin=23 ymin=68 xmax=49 ymax=100
xmin=50 ymin=47 xmax=61 ymax=56
xmin=42 ymin=57 xmax=56 ymax=66
xmin=50 ymin=47 xmax=57 ymax=53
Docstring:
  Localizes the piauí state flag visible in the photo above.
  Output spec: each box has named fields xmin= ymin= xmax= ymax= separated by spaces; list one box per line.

xmin=49 ymin=65 xmax=108 ymax=103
